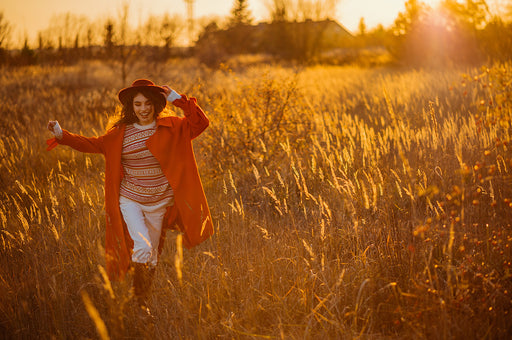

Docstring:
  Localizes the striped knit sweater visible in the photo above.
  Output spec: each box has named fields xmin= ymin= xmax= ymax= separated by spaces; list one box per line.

xmin=119 ymin=121 xmax=174 ymax=205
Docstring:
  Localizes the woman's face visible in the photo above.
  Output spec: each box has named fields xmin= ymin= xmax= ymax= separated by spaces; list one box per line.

xmin=133 ymin=92 xmax=155 ymax=125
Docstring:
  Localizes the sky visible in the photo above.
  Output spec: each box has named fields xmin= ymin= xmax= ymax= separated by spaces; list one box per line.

xmin=1 ymin=0 xmax=506 ymax=45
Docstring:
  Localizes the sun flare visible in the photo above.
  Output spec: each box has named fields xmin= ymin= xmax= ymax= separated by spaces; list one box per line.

xmin=423 ymin=0 xmax=442 ymax=8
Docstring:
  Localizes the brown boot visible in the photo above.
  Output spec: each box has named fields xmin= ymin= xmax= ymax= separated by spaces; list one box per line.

xmin=133 ymin=262 xmax=156 ymax=310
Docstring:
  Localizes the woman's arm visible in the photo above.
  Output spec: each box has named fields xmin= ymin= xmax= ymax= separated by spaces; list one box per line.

xmin=46 ymin=120 xmax=105 ymax=154
xmin=162 ymin=85 xmax=210 ymax=140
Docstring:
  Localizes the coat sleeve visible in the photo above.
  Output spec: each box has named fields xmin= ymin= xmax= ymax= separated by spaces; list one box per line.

xmin=46 ymin=129 xmax=106 ymax=154
xmin=172 ymin=95 xmax=210 ymax=139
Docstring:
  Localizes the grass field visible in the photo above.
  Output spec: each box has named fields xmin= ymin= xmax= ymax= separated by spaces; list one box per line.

xmin=1 ymin=59 xmax=511 ymax=339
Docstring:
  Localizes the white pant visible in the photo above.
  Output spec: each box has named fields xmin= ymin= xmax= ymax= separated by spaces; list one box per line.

xmin=119 ymin=195 xmax=171 ymax=266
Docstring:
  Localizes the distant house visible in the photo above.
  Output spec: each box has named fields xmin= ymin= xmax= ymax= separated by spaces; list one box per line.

xmin=199 ymin=19 xmax=354 ymax=60
xmin=269 ymin=19 xmax=353 ymax=45
xmin=258 ymin=19 xmax=354 ymax=59
xmin=317 ymin=19 xmax=354 ymax=45
xmin=253 ymin=19 xmax=353 ymax=46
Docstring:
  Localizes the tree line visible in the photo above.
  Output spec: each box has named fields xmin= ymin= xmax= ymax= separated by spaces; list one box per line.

xmin=384 ymin=0 xmax=512 ymax=66
xmin=0 ymin=0 xmax=511 ymax=68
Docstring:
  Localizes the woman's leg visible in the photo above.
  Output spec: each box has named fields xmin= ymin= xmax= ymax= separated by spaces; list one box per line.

xmin=119 ymin=196 xmax=170 ymax=310
xmin=139 ymin=200 xmax=170 ymax=266
xmin=119 ymin=195 xmax=154 ymax=264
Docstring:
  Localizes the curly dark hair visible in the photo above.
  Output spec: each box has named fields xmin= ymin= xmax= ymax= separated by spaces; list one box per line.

xmin=109 ymin=88 xmax=167 ymax=127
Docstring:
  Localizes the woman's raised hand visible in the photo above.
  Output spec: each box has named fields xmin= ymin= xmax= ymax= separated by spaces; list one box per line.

xmin=161 ymin=85 xmax=171 ymax=97
xmin=162 ymin=85 xmax=182 ymax=104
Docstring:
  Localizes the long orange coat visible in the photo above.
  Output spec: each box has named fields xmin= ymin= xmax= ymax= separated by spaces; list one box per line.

xmin=47 ymin=95 xmax=213 ymax=280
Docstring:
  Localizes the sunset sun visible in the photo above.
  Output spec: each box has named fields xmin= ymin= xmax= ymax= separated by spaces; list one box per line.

xmin=423 ymin=0 xmax=442 ymax=8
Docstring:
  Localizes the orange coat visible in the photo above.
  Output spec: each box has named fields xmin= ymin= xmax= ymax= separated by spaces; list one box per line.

xmin=47 ymin=95 xmax=213 ymax=280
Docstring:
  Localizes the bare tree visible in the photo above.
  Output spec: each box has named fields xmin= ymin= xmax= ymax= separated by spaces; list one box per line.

xmin=506 ymin=2 xmax=512 ymax=22
xmin=46 ymin=13 xmax=89 ymax=49
xmin=184 ymin=0 xmax=196 ymax=45
xmin=263 ymin=0 xmax=342 ymax=61
xmin=142 ymin=15 xmax=160 ymax=46
xmin=117 ymin=2 xmax=135 ymax=85
xmin=296 ymin=0 xmax=340 ymax=20
xmin=265 ymin=0 xmax=289 ymax=21
xmin=104 ymin=19 xmax=116 ymax=57
xmin=161 ymin=14 xmax=184 ymax=56
xmin=0 ymin=12 xmax=12 ymax=51
xmin=0 ymin=12 xmax=11 ymax=64
xmin=32 ymin=12 xmax=91 ymax=62
xmin=265 ymin=0 xmax=340 ymax=21
xmin=85 ymin=23 xmax=97 ymax=57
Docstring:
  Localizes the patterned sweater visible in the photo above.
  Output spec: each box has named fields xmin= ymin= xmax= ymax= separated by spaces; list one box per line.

xmin=119 ymin=121 xmax=174 ymax=205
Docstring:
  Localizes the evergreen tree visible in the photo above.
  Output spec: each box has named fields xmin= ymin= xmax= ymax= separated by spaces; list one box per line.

xmin=358 ymin=17 xmax=367 ymax=36
xmin=228 ymin=0 xmax=253 ymax=28
xmin=215 ymin=0 xmax=256 ymax=55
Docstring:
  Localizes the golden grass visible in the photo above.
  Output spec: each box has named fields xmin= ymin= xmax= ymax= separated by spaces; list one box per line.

xmin=1 ymin=60 xmax=511 ymax=339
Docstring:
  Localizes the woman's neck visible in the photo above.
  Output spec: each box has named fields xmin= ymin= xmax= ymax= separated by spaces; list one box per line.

xmin=133 ymin=120 xmax=156 ymax=130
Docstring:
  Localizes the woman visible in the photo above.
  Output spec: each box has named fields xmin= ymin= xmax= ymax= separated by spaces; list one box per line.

xmin=46 ymin=79 xmax=213 ymax=307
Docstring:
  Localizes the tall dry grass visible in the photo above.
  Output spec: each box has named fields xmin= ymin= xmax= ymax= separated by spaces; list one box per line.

xmin=1 ymin=59 xmax=511 ymax=339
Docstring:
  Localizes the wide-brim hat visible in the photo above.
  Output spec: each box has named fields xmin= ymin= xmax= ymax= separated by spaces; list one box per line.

xmin=118 ymin=79 xmax=167 ymax=108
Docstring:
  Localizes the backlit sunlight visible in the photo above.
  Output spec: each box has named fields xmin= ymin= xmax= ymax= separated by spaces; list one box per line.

xmin=423 ymin=0 xmax=442 ymax=8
